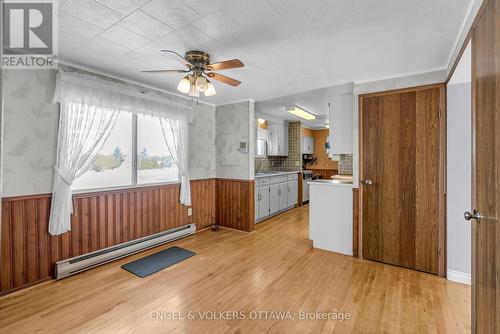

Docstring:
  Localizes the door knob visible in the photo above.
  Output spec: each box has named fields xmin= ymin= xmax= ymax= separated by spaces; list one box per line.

xmin=363 ymin=179 xmax=373 ymax=186
xmin=464 ymin=209 xmax=482 ymax=223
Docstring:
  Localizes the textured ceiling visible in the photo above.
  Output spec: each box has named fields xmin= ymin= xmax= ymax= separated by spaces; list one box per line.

xmin=58 ymin=0 xmax=472 ymax=105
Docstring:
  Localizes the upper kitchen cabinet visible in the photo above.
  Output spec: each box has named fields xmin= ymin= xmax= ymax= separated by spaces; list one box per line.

xmin=329 ymin=93 xmax=353 ymax=154
xmin=267 ymin=122 xmax=288 ymax=156
xmin=256 ymin=120 xmax=268 ymax=157
xmin=302 ymin=135 xmax=314 ymax=154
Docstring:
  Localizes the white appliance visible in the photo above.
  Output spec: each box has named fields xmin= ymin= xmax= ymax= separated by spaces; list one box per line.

xmin=302 ymin=171 xmax=313 ymax=202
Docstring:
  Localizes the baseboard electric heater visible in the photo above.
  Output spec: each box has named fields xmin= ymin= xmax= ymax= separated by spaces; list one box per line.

xmin=55 ymin=223 xmax=196 ymax=280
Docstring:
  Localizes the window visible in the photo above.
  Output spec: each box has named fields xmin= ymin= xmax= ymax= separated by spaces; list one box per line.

xmin=72 ymin=113 xmax=178 ymax=191
xmin=72 ymin=112 xmax=133 ymax=190
xmin=137 ymin=115 xmax=178 ymax=185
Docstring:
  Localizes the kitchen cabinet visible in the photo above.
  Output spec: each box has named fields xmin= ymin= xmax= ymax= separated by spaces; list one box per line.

xmin=254 ymin=173 xmax=299 ymax=222
xmin=287 ymin=180 xmax=298 ymax=207
xmin=302 ymin=136 xmax=314 ymax=154
xmin=329 ymin=93 xmax=353 ymax=154
xmin=255 ymin=125 xmax=268 ymax=157
xmin=255 ymin=185 xmax=270 ymax=220
xmin=269 ymin=183 xmax=280 ymax=214
xmin=267 ymin=123 xmax=289 ymax=156
xmin=278 ymin=183 xmax=288 ymax=211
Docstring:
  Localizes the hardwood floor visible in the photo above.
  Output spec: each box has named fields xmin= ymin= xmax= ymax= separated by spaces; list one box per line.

xmin=0 ymin=205 xmax=470 ymax=334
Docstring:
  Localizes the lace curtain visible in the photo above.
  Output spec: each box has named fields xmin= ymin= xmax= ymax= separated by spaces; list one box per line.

xmin=49 ymin=70 xmax=193 ymax=235
xmin=160 ymin=118 xmax=191 ymax=206
xmin=48 ymin=102 xmax=119 ymax=235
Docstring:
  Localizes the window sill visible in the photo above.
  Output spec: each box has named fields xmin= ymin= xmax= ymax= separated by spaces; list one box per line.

xmin=72 ymin=181 xmax=181 ymax=198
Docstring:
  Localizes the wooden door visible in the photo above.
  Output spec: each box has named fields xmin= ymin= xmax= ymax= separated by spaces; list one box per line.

xmin=471 ymin=0 xmax=500 ymax=331
xmin=360 ymin=85 xmax=445 ymax=275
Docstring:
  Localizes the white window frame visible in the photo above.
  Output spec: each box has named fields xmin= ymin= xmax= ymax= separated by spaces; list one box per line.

xmin=72 ymin=113 xmax=180 ymax=194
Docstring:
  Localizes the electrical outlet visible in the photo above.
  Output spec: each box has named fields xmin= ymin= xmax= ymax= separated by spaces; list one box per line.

xmin=187 ymin=208 xmax=192 ymax=216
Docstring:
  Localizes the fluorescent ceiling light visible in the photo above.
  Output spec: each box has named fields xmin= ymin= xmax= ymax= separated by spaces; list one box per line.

xmin=286 ymin=105 xmax=316 ymax=120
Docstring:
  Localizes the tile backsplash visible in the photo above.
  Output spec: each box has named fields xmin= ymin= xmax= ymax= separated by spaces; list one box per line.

xmin=255 ymin=156 xmax=286 ymax=171
xmin=338 ymin=154 xmax=353 ymax=175
xmin=255 ymin=122 xmax=301 ymax=172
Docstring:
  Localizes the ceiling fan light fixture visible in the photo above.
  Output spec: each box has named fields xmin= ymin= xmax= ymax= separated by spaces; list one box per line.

xmin=204 ymin=81 xmax=216 ymax=96
xmin=177 ymin=75 xmax=191 ymax=94
xmin=286 ymin=105 xmax=316 ymax=120
xmin=143 ymin=50 xmax=244 ymax=97
xmin=188 ymin=80 xmax=200 ymax=97
xmin=195 ymin=76 xmax=208 ymax=92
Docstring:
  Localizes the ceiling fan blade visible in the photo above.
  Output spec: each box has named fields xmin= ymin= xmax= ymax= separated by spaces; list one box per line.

xmin=206 ymin=59 xmax=244 ymax=71
xmin=160 ymin=49 xmax=193 ymax=68
xmin=141 ymin=69 xmax=190 ymax=73
xmin=207 ymin=72 xmax=241 ymax=86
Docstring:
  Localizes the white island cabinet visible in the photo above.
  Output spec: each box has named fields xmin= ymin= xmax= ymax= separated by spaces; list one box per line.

xmin=309 ymin=181 xmax=353 ymax=256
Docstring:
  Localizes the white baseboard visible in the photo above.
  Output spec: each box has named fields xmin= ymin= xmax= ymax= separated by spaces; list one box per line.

xmin=447 ymin=270 xmax=471 ymax=285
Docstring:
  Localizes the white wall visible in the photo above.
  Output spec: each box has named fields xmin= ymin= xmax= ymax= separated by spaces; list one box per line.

xmin=2 ymin=70 xmax=58 ymax=196
xmin=189 ymin=101 xmax=216 ymax=180
xmin=446 ymin=82 xmax=471 ymax=284
xmin=446 ymin=41 xmax=472 ymax=285
xmin=215 ymin=100 xmax=255 ymax=180
xmin=1 ymin=68 xmax=216 ymax=197
xmin=352 ymin=70 xmax=447 ymax=186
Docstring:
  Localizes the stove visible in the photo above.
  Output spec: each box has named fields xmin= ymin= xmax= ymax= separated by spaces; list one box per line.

xmin=302 ymin=171 xmax=313 ymax=203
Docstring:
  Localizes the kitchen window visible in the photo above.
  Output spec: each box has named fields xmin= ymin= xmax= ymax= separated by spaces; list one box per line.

xmin=72 ymin=113 xmax=179 ymax=192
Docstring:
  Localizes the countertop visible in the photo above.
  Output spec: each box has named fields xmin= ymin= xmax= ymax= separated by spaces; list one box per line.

xmin=308 ymin=180 xmax=354 ymax=187
xmin=254 ymin=171 xmax=300 ymax=179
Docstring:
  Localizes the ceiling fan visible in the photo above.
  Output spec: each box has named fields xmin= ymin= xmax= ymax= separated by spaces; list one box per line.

xmin=141 ymin=50 xmax=244 ymax=97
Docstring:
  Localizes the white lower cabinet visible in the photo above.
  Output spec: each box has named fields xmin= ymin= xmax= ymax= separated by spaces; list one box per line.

xmin=287 ymin=180 xmax=298 ymax=207
xmin=278 ymin=183 xmax=288 ymax=211
xmin=269 ymin=184 xmax=280 ymax=215
xmin=255 ymin=185 xmax=270 ymax=220
xmin=255 ymin=173 xmax=299 ymax=222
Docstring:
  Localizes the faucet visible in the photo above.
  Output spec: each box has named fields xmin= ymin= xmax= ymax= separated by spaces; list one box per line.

xmin=256 ymin=160 xmax=262 ymax=173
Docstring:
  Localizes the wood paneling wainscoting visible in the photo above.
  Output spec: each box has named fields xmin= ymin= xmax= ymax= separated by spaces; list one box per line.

xmin=215 ymin=179 xmax=255 ymax=232
xmin=0 ymin=179 xmax=215 ymax=295
xmin=305 ymin=169 xmax=338 ymax=180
